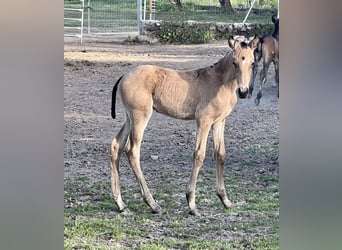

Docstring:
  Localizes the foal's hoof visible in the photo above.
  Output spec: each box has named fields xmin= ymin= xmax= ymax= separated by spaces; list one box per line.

xmin=119 ymin=208 xmax=131 ymax=216
xmin=254 ymin=98 xmax=260 ymax=106
xmin=223 ymin=200 xmax=233 ymax=209
xmin=189 ymin=209 xmax=201 ymax=216
xmin=151 ymin=206 xmax=162 ymax=214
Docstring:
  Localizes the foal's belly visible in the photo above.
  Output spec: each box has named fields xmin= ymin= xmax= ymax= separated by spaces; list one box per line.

xmin=151 ymin=80 xmax=198 ymax=120
xmin=152 ymin=98 xmax=196 ymax=120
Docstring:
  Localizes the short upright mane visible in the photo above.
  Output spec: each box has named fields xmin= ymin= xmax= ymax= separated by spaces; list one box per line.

xmin=240 ymin=42 xmax=248 ymax=48
xmin=194 ymin=50 xmax=235 ymax=82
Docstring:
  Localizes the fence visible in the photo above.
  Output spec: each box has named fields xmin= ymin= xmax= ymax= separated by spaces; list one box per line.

xmin=64 ymin=0 xmax=85 ymax=43
xmin=64 ymin=0 xmax=278 ymax=40
xmin=88 ymin=0 xmax=138 ymax=34
xmin=150 ymin=0 xmax=277 ymax=23
xmin=64 ymin=0 xmax=139 ymax=37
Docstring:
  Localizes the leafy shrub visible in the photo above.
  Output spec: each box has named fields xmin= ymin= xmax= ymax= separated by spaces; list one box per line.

xmin=253 ymin=23 xmax=274 ymax=37
xmin=159 ymin=22 xmax=214 ymax=44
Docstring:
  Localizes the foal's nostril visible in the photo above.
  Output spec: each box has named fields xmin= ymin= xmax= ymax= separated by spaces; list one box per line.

xmin=238 ymin=87 xmax=249 ymax=99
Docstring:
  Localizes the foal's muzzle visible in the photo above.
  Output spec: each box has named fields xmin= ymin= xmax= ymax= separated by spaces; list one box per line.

xmin=238 ymin=87 xmax=249 ymax=99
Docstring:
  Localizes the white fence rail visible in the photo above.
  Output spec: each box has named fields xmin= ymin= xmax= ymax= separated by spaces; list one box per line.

xmin=64 ymin=0 xmax=85 ymax=43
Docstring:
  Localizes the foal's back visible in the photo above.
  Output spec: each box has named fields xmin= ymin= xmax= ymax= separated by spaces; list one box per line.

xmin=118 ymin=65 xmax=200 ymax=120
xmin=119 ymin=64 xmax=229 ymax=120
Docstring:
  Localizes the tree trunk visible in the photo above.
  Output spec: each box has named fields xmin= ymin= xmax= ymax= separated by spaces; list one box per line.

xmin=219 ymin=0 xmax=234 ymax=13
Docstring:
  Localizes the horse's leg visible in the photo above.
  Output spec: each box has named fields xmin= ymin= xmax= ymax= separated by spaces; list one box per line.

xmin=212 ymin=119 xmax=232 ymax=209
xmin=186 ymin=120 xmax=211 ymax=216
xmin=274 ymin=60 xmax=279 ymax=98
xmin=255 ymin=58 xmax=270 ymax=106
xmin=126 ymin=109 xmax=161 ymax=214
xmin=110 ymin=115 xmax=131 ymax=212
xmin=248 ymin=62 xmax=258 ymax=98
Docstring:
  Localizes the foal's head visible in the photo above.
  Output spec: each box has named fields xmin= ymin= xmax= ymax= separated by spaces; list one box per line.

xmin=228 ymin=35 xmax=259 ymax=99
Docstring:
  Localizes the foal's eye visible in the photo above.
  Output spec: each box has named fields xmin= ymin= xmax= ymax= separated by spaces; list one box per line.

xmin=242 ymin=56 xmax=245 ymax=61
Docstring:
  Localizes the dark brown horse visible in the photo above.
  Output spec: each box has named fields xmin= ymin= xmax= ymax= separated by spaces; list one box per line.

xmin=250 ymin=15 xmax=279 ymax=106
xmin=110 ymin=36 xmax=259 ymax=215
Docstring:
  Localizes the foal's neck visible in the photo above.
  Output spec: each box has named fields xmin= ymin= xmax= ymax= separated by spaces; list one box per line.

xmin=213 ymin=51 xmax=237 ymax=85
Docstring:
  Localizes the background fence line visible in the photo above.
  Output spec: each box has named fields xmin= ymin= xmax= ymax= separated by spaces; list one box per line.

xmin=64 ymin=0 xmax=85 ymax=43
xmin=64 ymin=0 xmax=277 ymax=41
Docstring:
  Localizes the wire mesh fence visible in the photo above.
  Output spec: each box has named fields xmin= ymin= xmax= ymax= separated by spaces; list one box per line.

xmin=88 ymin=0 xmax=138 ymax=34
xmin=64 ymin=0 xmax=85 ymax=42
xmin=64 ymin=0 xmax=277 ymax=37
xmin=64 ymin=0 xmax=139 ymax=35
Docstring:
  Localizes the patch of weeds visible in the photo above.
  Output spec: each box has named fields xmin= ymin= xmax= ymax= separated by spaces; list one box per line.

xmin=159 ymin=21 xmax=214 ymax=44
xmin=123 ymin=35 xmax=135 ymax=43
xmin=64 ymin=217 xmax=124 ymax=243
xmin=185 ymin=239 xmax=233 ymax=249
xmin=241 ymin=235 xmax=279 ymax=250
xmin=137 ymin=242 xmax=168 ymax=250
xmin=64 ymin=241 xmax=108 ymax=250
xmin=247 ymin=144 xmax=278 ymax=159
xmin=169 ymin=219 xmax=184 ymax=228
xmin=260 ymin=174 xmax=278 ymax=183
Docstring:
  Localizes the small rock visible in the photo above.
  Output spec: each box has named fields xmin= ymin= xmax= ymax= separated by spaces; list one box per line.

xmin=150 ymin=155 xmax=159 ymax=160
xmin=228 ymin=215 xmax=238 ymax=222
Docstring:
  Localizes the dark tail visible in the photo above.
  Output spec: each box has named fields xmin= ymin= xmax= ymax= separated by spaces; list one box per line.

xmin=111 ymin=75 xmax=123 ymax=119
xmin=255 ymin=36 xmax=264 ymax=62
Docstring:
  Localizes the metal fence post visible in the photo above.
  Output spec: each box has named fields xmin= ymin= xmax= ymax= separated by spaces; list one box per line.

xmin=137 ymin=0 xmax=142 ymax=34
xmin=88 ymin=0 xmax=91 ymax=34
xmin=64 ymin=0 xmax=85 ymax=44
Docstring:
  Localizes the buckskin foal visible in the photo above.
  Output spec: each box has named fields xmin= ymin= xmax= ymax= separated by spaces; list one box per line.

xmin=110 ymin=36 xmax=259 ymax=215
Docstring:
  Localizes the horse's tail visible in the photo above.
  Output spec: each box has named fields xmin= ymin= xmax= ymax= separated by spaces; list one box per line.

xmin=111 ymin=75 xmax=123 ymax=119
xmin=255 ymin=36 xmax=265 ymax=62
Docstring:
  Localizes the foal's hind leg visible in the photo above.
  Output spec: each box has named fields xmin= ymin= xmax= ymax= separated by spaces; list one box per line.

xmin=255 ymin=59 xmax=270 ymax=106
xmin=110 ymin=116 xmax=131 ymax=212
xmin=212 ymin=119 xmax=232 ymax=209
xmin=274 ymin=60 xmax=279 ymax=98
xmin=126 ymin=109 xmax=161 ymax=214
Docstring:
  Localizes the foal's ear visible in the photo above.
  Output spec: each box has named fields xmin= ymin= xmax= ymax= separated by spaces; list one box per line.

xmin=249 ymin=35 xmax=259 ymax=49
xmin=228 ymin=36 xmax=239 ymax=50
xmin=272 ymin=15 xmax=277 ymax=23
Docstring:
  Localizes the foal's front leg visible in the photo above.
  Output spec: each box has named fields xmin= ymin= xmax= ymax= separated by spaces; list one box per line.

xmin=212 ymin=119 xmax=232 ymax=209
xmin=186 ymin=121 xmax=211 ymax=216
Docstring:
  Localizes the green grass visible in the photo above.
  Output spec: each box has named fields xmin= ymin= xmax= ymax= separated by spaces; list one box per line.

xmin=155 ymin=0 xmax=277 ymax=23
xmin=64 ymin=136 xmax=278 ymax=248
xmin=156 ymin=8 xmax=276 ymax=24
